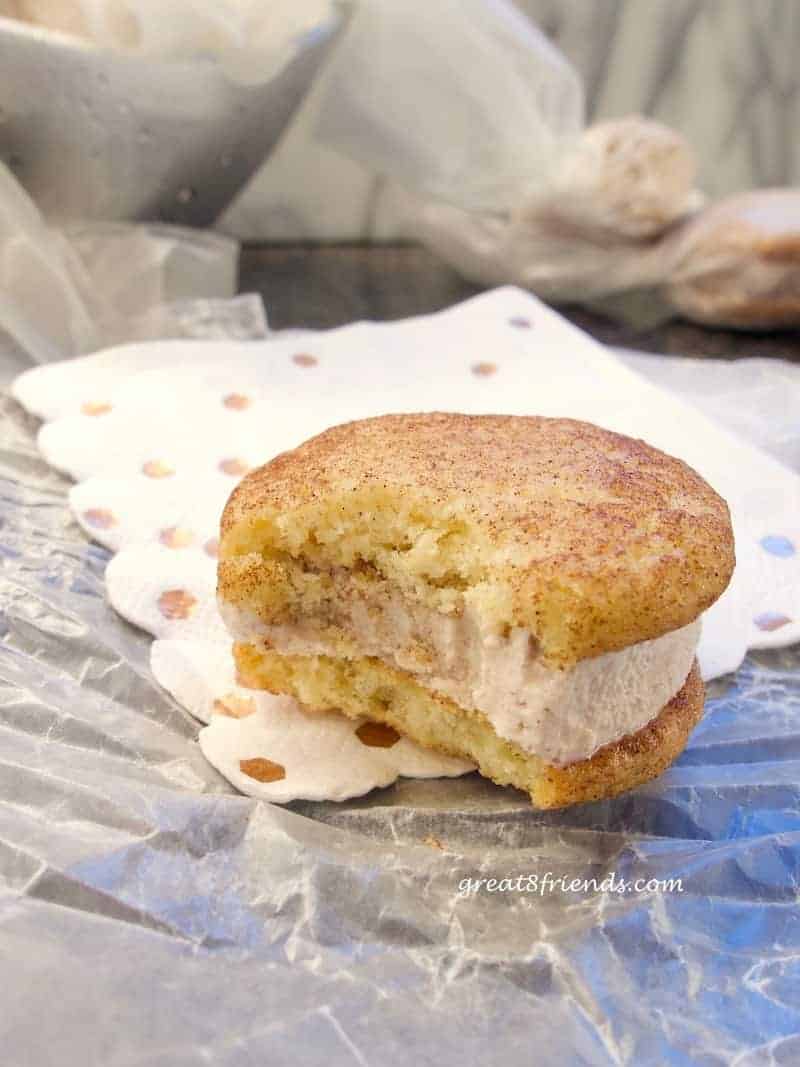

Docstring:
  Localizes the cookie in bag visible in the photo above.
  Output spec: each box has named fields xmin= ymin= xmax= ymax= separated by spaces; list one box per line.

xmin=666 ymin=188 xmax=800 ymax=329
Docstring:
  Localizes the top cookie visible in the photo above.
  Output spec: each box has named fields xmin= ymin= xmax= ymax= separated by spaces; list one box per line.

xmin=219 ymin=413 xmax=734 ymax=666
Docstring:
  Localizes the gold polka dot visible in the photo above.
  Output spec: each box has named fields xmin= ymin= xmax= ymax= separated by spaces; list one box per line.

xmin=223 ymin=393 xmax=251 ymax=410
xmin=83 ymin=508 xmax=116 ymax=529
xmin=142 ymin=459 xmax=175 ymax=479
xmin=213 ymin=693 xmax=256 ymax=718
xmin=158 ymin=526 xmax=194 ymax=549
xmin=239 ymin=757 xmax=286 ymax=783
xmin=81 ymin=401 xmax=112 ymax=416
xmin=219 ymin=458 xmax=249 ymax=477
xmin=157 ymin=589 xmax=197 ymax=620
xmin=204 ymin=537 xmax=220 ymax=558
xmin=355 ymin=721 xmax=401 ymax=748
xmin=292 ymin=353 xmax=318 ymax=368
xmin=471 ymin=362 xmax=498 ymax=377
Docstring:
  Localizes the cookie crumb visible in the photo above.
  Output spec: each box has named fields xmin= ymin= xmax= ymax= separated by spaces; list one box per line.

xmin=423 ymin=834 xmax=446 ymax=851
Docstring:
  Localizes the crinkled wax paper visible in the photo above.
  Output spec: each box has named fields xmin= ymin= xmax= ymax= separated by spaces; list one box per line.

xmin=2 ymin=333 xmax=800 ymax=1063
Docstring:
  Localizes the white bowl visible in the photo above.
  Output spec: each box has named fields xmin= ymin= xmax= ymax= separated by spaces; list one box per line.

xmin=0 ymin=13 xmax=340 ymax=224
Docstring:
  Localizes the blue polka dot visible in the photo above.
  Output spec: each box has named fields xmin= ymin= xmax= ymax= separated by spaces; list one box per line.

xmin=760 ymin=535 xmax=796 ymax=558
xmin=754 ymin=611 xmax=792 ymax=632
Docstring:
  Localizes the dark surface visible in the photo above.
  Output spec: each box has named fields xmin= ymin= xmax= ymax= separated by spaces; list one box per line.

xmin=240 ymin=243 xmax=481 ymax=330
xmin=241 ymin=242 xmax=800 ymax=361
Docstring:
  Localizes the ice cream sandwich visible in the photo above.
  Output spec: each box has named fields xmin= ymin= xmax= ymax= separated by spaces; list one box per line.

xmin=217 ymin=414 xmax=734 ymax=808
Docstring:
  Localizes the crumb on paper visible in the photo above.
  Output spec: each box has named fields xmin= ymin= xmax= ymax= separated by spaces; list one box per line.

xmin=423 ymin=834 xmax=446 ymax=851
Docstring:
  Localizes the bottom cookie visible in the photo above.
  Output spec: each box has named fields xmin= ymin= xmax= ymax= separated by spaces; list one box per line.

xmin=233 ymin=642 xmax=704 ymax=809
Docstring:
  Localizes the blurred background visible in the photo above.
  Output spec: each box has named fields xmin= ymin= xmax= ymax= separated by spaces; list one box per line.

xmin=1 ymin=0 xmax=798 ymax=358
xmin=219 ymin=0 xmax=800 ymax=240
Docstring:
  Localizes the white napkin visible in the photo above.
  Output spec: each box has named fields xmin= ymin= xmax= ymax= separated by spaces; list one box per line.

xmin=13 ymin=287 xmax=800 ymax=802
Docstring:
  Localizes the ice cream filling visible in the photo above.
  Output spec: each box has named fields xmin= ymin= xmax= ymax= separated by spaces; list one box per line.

xmin=221 ymin=586 xmax=701 ymax=767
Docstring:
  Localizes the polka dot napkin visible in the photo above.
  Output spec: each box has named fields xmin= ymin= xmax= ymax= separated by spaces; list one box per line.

xmin=12 ymin=287 xmax=800 ymax=803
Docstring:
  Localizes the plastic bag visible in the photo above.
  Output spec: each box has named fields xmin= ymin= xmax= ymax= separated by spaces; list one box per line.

xmin=401 ymin=115 xmax=704 ymax=302
xmin=525 ymin=116 xmax=703 ymax=239
xmin=314 ymin=0 xmax=584 ymax=214
xmin=0 ymin=161 xmax=96 ymax=361
xmin=0 ymin=161 xmax=267 ymax=363
xmin=409 ymin=143 xmax=800 ymax=329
